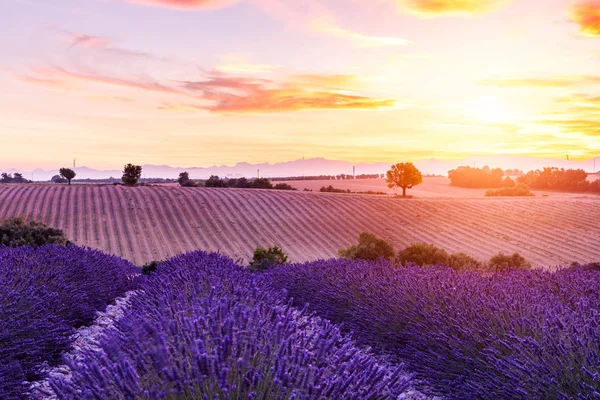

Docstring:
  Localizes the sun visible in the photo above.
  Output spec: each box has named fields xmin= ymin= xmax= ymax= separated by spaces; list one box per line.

xmin=468 ymin=96 xmax=511 ymax=124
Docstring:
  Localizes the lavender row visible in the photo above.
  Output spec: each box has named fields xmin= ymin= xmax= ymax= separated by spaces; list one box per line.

xmin=0 ymin=245 xmax=140 ymax=399
xmin=51 ymin=251 xmax=415 ymax=399
xmin=266 ymin=259 xmax=600 ymax=399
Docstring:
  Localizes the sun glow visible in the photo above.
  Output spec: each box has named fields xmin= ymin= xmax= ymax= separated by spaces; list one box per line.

xmin=468 ymin=96 xmax=512 ymax=124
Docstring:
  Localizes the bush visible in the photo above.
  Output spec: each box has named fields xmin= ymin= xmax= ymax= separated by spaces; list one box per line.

xmin=487 ymin=252 xmax=532 ymax=272
xmin=0 ymin=217 xmax=68 ymax=247
xmin=251 ymin=178 xmax=273 ymax=189
xmin=50 ymin=252 xmax=413 ymax=399
xmin=0 ymin=245 xmax=139 ymax=398
xmin=273 ymin=182 xmax=295 ymax=190
xmin=249 ymin=246 xmax=288 ymax=271
xmin=141 ymin=260 xmax=160 ymax=275
xmin=395 ymin=242 xmax=449 ymax=267
xmin=320 ymin=185 xmax=351 ymax=193
xmin=338 ymin=232 xmax=395 ymax=261
xmin=447 ymin=252 xmax=483 ymax=272
xmin=267 ymin=258 xmax=600 ymax=399
xmin=485 ymin=183 xmax=534 ymax=197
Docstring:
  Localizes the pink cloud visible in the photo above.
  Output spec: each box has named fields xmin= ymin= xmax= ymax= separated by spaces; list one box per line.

xmin=126 ymin=0 xmax=239 ymax=10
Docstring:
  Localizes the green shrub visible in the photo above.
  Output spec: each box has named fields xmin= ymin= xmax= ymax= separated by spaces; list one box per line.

xmin=485 ymin=183 xmax=534 ymax=197
xmin=249 ymin=246 xmax=288 ymax=271
xmin=0 ymin=217 xmax=68 ymax=247
xmin=487 ymin=252 xmax=532 ymax=272
xmin=141 ymin=261 xmax=160 ymax=275
xmin=395 ymin=243 xmax=449 ymax=267
xmin=338 ymin=232 xmax=395 ymax=261
xmin=447 ymin=252 xmax=483 ymax=272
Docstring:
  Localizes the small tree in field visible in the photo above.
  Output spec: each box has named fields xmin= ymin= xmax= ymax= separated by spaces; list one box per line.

xmin=122 ymin=164 xmax=142 ymax=185
xmin=177 ymin=172 xmax=190 ymax=186
xmin=386 ymin=163 xmax=423 ymax=196
xmin=249 ymin=246 xmax=289 ymax=272
xmin=59 ymin=168 xmax=76 ymax=185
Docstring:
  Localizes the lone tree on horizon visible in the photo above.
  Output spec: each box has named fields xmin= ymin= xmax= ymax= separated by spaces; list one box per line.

xmin=386 ymin=162 xmax=423 ymax=196
xmin=59 ymin=168 xmax=76 ymax=185
xmin=122 ymin=164 xmax=142 ymax=185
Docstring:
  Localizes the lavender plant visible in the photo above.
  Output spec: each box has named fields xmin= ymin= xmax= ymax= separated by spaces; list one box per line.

xmin=266 ymin=258 xmax=600 ymax=399
xmin=51 ymin=251 xmax=414 ymax=399
xmin=0 ymin=245 xmax=140 ymax=399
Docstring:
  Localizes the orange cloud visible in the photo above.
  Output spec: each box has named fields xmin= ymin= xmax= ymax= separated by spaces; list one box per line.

xmin=397 ymin=0 xmax=509 ymax=16
xmin=571 ymin=1 xmax=600 ymax=36
xmin=180 ymin=72 xmax=395 ymax=113
xmin=127 ymin=0 xmax=238 ymax=10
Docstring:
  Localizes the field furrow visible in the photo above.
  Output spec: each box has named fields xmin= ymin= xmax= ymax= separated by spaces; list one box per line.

xmin=0 ymin=185 xmax=598 ymax=267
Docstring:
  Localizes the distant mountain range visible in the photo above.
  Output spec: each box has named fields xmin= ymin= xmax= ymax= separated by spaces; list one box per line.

xmin=4 ymin=155 xmax=600 ymax=182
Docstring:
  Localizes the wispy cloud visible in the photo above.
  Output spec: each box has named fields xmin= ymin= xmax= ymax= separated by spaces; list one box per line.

xmin=126 ymin=0 xmax=239 ymax=10
xmin=479 ymin=75 xmax=600 ymax=88
xmin=69 ymin=34 xmax=112 ymax=49
xmin=536 ymin=94 xmax=600 ymax=137
xmin=21 ymin=67 xmax=180 ymax=94
xmin=571 ymin=1 xmax=600 ymax=37
xmin=310 ymin=19 xmax=411 ymax=47
xmin=20 ymin=66 xmax=394 ymax=114
xmin=179 ymin=71 xmax=395 ymax=113
xmin=395 ymin=0 xmax=509 ymax=17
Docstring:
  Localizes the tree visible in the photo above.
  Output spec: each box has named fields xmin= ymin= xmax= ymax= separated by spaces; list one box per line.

xmin=177 ymin=172 xmax=190 ymax=186
xmin=338 ymin=232 xmax=395 ymax=261
xmin=488 ymin=252 xmax=531 ymax=273
xmin=1 ymin=173 xmax=11 ymax=183
xmin=386 ymin=163 xmax=423 ymax=196
xmin=122 ymin=164 xmax=142 ymax=185
xmin=59 ymin=168 xmax=76 ymax=185
xmin=395 ymin=243 xmax=449 ymax=267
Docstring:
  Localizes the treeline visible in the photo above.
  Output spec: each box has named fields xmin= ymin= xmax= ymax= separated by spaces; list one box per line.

xmin=178 ymin=173 xmax=295 ymax=191
xmin=517 ymin=168 xmax=600 ymax=192
xmin=449 ymin=165 xmax=600 ymax=193
xmin=1 ymin=173 xmax=31 ymax=184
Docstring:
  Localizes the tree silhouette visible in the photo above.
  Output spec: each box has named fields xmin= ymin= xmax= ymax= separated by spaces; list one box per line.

xmin=385 ymin=163 xmax=423 ymax=196
xmin=59 ymin=168 xmax=76 ymax=185
xmin=177 ymin=172 xmax=190 ymax=186
xmin=122 ymin=164 xmax=142 ymax=185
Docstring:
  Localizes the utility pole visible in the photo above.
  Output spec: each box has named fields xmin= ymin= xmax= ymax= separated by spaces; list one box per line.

xmin=257 ymin=169 xmax=260 ymax=179
xmin=73 ymin=158 xmax=76 ymax=169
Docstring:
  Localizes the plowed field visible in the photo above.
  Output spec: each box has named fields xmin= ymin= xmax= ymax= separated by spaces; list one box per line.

xmin=1 ymin=184 xmax=598 ymax=267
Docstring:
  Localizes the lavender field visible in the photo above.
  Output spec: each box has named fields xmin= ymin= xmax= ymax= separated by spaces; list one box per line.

xmin=2 ymin=245 xmax=600 ymax=399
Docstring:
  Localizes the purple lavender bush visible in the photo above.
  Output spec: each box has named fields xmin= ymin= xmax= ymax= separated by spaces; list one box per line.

xmin=51 ymin=251 xmax=414 ymax=399
xmin=266 ymin=258 xmax=600 ymax=399
xmin=0 ymin=245 xmax=140 ymax=398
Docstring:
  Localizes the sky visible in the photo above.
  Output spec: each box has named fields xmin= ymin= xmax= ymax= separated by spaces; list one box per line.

xmin=1 ymin=0 xmax=599 ymax=170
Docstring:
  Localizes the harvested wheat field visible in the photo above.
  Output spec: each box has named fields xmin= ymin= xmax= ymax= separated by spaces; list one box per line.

xmin=0 ymin=184 xmax=599 ymax=267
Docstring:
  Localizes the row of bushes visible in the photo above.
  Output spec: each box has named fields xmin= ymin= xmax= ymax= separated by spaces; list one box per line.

xmin=485 ymin=183 xmax=534 ymax=197
xmin=266 ymin=258 xmax=600 ymax=399
xmin=0 ymin=246 xmax=140 ymax=398
xmin=0 ymin=172 xmax=30 ymax=184
xmin=49 ymin=251 xmax=414 ymax=399
xmin=319 ymin=185 xmax=386 ymax=195
xmin=338 ymin=232 xmax=532 ymax=272
xmin=448 ymin=166 xmax=508 ymax=188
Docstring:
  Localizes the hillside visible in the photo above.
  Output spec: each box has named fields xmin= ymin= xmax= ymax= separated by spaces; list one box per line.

xmin=0 ymin=184 xmax=598 ymax=267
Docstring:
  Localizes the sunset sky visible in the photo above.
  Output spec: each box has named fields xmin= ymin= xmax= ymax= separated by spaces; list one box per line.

xmin=1 ymin=0 xmax=600 ymax=170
